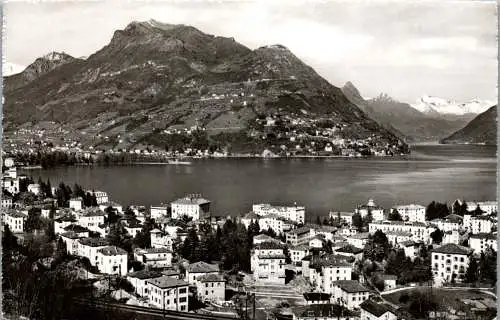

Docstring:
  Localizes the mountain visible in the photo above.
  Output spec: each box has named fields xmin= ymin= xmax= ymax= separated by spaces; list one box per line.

xmin=411 ymin=95 xmax=494 ymax=116
xmin=3 ymin=20 xmax=407 ymax=154
xmin=3 ymin=62 xmax=26 ymax=76
xmin=341 ymin=83 xmax=473 ymax=142
xmin=440 ymin=106 xmax=497 ymax=145
xmin=5 ymin=52 xmax=81 ymax=91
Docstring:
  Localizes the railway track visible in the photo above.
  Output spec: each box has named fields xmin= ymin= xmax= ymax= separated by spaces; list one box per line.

xmin=72 ymin=298 xmax=238 ymax=319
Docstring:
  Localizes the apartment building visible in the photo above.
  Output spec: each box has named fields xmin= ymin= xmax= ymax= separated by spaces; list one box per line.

xmin=60 ymin=231 xmax=86 ymax=255
xmin=77 ymin=209 xmax=106 ymax=234
xmin=134 ymin=247 xmax=173 ymax=269
xmin=195 ymin=274 xmax=226 ymax=302
xmin=466 ymin=201 xmax=498 ymax=215
xmin=469 ymin=233 xmax=497 ymax=255
xmin=253 ymin=203 xmax=305 ymax=224
xmin=3 ymin=210 xmax=26 ymax=233
xmin=332 ymin=280 xmax=370 ymax=310
xmin=368 ymin=221 xmax=435 ymax=244
xmin=430 ymin=214 xmax=462 ymax=232
xmin=171 ymin=194 xmax=210 ymax=221
xmin=355 ymin=199 xmax=384 ymax=220
xmin=286 ymin=226 xmax=315 ymax=245
xmin=69 ymin=197 xmax=83 ymax=211
xmin=146 ymin=277 xmax=189 ymax=311
xmin=150 ymin=228 xmax=174 ymax=250
xmin=96 ymin=246 xmax=128 ymax=276
xmin=309 ymin=258 xmax=353 ymax=294
xmin=385 ymin=231 xmax=412 ymax=247
xmin=127 ymin=270 xmax=164 ymax=297
xmin=346 ymin=233 xmax=370 ymax=249
xmin=289 ymin=244 xmax=310 ymax=263
xmin=391 ymin=204 xmax=426 ymax=223
xmin=77 ymin=237 xmax=110 ymax=266
xmin=250 ymin=241 xmax=286 ymax=284
xmin=185 ymin=261 xmax=220 ymax=286
xmin=150 ymin=205 xmax=168 ymax=220
xmin=431 ymin=243 xmax=472 ymax=286
xmin=86 ymin=190 xmax=109 ymax=205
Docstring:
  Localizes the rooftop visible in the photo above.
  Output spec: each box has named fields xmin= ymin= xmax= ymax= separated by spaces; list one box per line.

xmin=135 ymin=247 xmax=172 ymax=254
xmin=470 ymin=233 xmax=496 ymax=240
xmin=348 ymin=232 xmax=370 ymax=239
xmin=393 ymin=204 xmax=425 ymax=209
xmin=243 ymin=212 xmax=260 ymax=220
xmin=290 ymin=244 xmax=310 ymax=251
xmin=385 ymin=231 xmax=412 ymax=237
xmin=254 ymin=241 xmax=285 ymax=250
xmin=187 ymin=261 xmax=219 ymax=273
xmin=147 ymin=276 xmax=189 ymax=289
xmin=431 ymin=243 xmax=472 ymax=255
xmin=98 ymin=246 xmax=127 ymax=256
xmin=128 ymin=270 xmax=163 ymax=280
xmin=172 ymin=195 xmax=210 ymax=205
xmin=197 ymin=274 xmax=226 ymax=283
xmin=360 ymin=300 xmax=395 ymax=317
xmin=4 ymin=210 xmax=26 ymax=218
xmin=63 ymin=224 xmax=89 ymax=233
xmin=333 ymin=280 xmax=369 ymax=293
xmin=78 ymin=237 xmax=109 ymax=247
xmin=60 ymin=231 xmax=85 ymax=239
xmin=400 ymin=240 xmax=419 ymax=247
xmin=287 ymin=226 xmax=312 ymax=235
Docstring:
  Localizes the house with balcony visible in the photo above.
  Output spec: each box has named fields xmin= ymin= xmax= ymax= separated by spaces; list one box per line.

xmin=96 ymin=246 xmax=128 ymax=276
xmin=185 ymin=261 xmax=220 ymax=286
xmin=251 ymin=241 xmax=286 ymax=284
xmin=127 ymin=270 xmax=164 ymax=297
xmin=134 ymin=247 xmax=172 ymax=269
xmin=332 ymin=280 xmax=370 ymax=310
xmin=171 ymin=194 xmax=210 ymax=221
xmin=195 ymin=274 xmax=226 ymax=302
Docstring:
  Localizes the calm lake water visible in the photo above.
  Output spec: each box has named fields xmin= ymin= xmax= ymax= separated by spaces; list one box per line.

xmin=26 ymin=144 xmax=497 ymax=220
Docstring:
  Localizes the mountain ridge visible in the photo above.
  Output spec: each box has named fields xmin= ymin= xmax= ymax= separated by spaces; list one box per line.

xmin=341 ymin=82 xmax=476 ymax=142
xmin=3 ymin=21 xmax=407 ymax=155
xmin=440 ymin=106 xmax=497 ymax=145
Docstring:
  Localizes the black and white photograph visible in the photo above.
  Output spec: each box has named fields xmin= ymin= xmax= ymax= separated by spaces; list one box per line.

xmin=1 ymin=1 xmax=497 ymax=319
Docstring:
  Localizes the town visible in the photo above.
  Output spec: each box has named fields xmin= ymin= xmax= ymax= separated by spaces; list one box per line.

xmin=2 ymin=157 xmax=497 ymax=320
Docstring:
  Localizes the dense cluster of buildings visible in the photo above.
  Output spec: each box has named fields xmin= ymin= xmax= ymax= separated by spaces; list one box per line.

xmin=1 ymin=157 xmax=497 ymax=319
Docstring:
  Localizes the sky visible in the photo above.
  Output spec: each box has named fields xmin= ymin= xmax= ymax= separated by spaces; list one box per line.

xmin=3 ymin=0 xmax=498 ymax=103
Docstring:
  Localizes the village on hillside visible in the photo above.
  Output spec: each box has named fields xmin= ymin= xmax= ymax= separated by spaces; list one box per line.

xmin=2 ymin=157 xmax=497 ymax=320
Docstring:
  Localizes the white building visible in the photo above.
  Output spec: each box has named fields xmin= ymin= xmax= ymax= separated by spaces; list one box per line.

xmin=360 ymin=300 xmax=397 ymax=320
xmin=185 ymin=261 xmax=220 ymax=286
xmin=3 ymin=210 xmax=26 ymax=233
xmin=332 ymin=280 xmax=370 ymax=310
xmin=400 ymin=240 xmax=421 ymax=260
xmin=86 ymin=190 xmax=109 ymax=205
xmin=150 ymin=205 xmax=168 ymax=220
xmin=2 ymin=177 xmax=19 ymax=194
xmin=77 ymin=237 xmax=110 ymax=266
xmin=442 ymin=230 xmax=460 ymax=245
xmin=329 ymin=212 xmax=355 ymax=226
xmin=355 ymin=199 xmax=384 ymax=220
xmin=309 ymin=258 xmax=353 ymax=294
xmin=2 ymin=192 xmax=13 ymax=208
xmin=77 ymin=210 xmax=106 ymax=234
xmin=171 ymin=194 xmax=210 ymax=221
xmin=469 ymin=233 xmax=497 ymax=255
xmin=96 ymin=246 xmax=128 ymax=276
xmin=60 ymin=232 xmax=86 ymax=255
xmin=146 ymin=277 xmax=189 ymax=311
xmin=27 ymin=183 xmax=41 ymax=195
xmin=253 ymin=234 xmax=283 ymax=245
xmin=195 ymin=274 xmax=226 ymax=302
xmin=346 ymin=233 xmax=370 ymax=249
xmin=5 ymin=167 xmax=17 ymax=179
xmin=150 ymin=229 xmax=174 ymax=251
xmin=286 ymin=226 xmax=315 ymax=246
xmin=69 ymin=197 xmax=83 ymax=211
xmin=253 ymin=203 xmax=305 ymax=224
xmin=470 ymin=216 xmax=494 ymax=234
xmin=4 ymin=157 xmax=15 ymax=168
xmin=391 ymin=204 xmax=426 ymax=223
xmin=309 ymin=236 xmax=325 ymax=249
xmin=251 ymin=241 xmax=286 ymax=284
xmin=134 ymin=247 xmax=172 ymax=269
xmin=430 ymin=214 xmax=462 ymax=232
xmin=466 ymin=201 xmax=498 ymax=215
xmin=385 ymin=231 xmax=412 ymax=247
xmin=55 ymin=215 xmax=78 ymax=234
xmin=127 ymin=270 xmax=164 ymax=297
xmin=289 ymin=244 xmax=310 ymax=263
xmin=369 ymin=221 xmax=435 ymax=244
xmin=431 ymin=243 xmax=472 ymax=286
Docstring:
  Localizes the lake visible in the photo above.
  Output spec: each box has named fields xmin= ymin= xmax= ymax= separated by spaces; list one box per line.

xmin=25 ymin=144 xmax=497 ymax=221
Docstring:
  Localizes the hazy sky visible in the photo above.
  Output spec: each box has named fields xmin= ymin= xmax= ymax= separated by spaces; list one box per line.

xmin=3 ymin=0 xmax=497 ymax=103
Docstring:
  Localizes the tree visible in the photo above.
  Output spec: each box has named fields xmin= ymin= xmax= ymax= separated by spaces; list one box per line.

xmin=134 ymin=218 xmax=155 ymax=248
xmin=388 ymin=210 xmax=403 ymax=221
xmin=430 ymin=229 xmax=444 ymax=244
xmin=247 ymin=220 xmax=260 ymax=239
xmin=181 ymin=228 xmax=200 ymax=262
xmin=426 ymin=201 xmax=450 ymax=221
xmin=2 ymin=225 xmax=19 ymax=252
xmin=316 ymin=216 xmax=322 ymax=225
xmin=352 ymin=213 xmax=363 ymax=231
xmin=473 ymin=205 xmax=484 ymax=216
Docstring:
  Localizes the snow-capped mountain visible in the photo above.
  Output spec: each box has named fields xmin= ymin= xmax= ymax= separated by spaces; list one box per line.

xmin=3 ymin=62 xmax=26 ymax=76
xmin=411 ymin=95 xmax=495 ymax=115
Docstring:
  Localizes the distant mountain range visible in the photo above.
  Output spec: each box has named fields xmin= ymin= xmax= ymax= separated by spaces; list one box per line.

xmin=411 ymin=95 xmax=494 ymax=116
xmin=341 ymin=82 xmax=476 ymax=142
xmin=3 ymin=20 xmax=405 ymax=154
xmin=440 ymin=106 xmax=497 ymax=146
